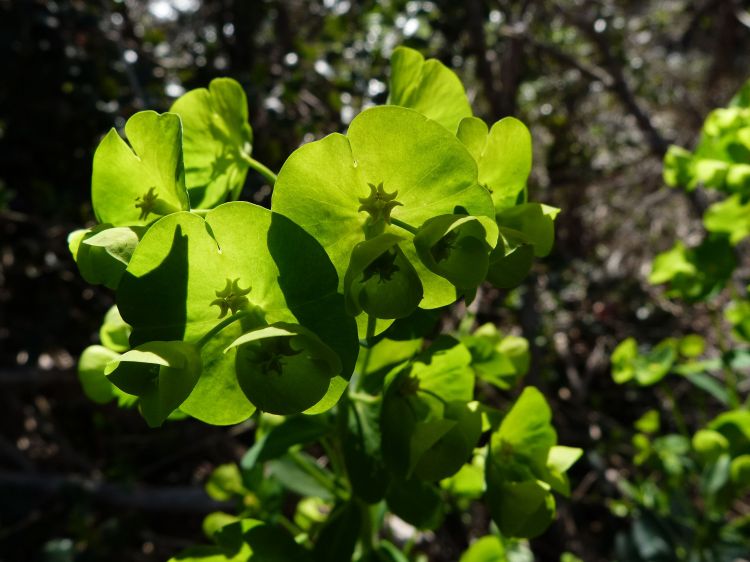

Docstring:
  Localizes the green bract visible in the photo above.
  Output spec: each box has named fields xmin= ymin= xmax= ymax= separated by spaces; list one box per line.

xmin=227 ymin=323 xmax=341 ymax=415
xmin=171 ymin=78 xmax=254 ymax=208
xmin=117 ymin=202 xmax=357 ymax=424
xmin=92 ymin=111 xmax=189 ymax=226
xmin=462 ymin=323 xmax=530 ymax=390
xmin=272 ymin=105 xmax=495 ymax=334
xmin=458 ymin=116 xmax=533 ymax=211
xmin=68 ymin=225 xmax=145 ymax=289
xmin=387 ymin=46 xmax=472 ymax=133
xmin=344 ymin=233 xmax=423 ymax=319
xmin=105 ymin=340 xmax=202 ymax=427
xmin=380 ymin=338 xmax=479 ymax=481
xmin=414 ymin=214 xmax=498 ymax=290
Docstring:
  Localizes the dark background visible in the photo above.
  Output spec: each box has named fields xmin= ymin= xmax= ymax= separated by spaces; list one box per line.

xmin=2 ymin=0 xmax=750 ymax=560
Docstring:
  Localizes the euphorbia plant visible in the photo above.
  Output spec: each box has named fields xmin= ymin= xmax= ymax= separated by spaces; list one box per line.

xmin=70 ymin=47 xmax=579 ymax=560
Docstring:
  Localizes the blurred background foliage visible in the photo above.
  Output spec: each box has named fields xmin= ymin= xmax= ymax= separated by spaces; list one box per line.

xmin=2 ymin=0 xmax=750 ymax=560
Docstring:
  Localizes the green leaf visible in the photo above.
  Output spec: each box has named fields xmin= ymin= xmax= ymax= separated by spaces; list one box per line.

xmin=99 ymin=305 xmax=132 ymax=352
xmin=385 ymin=477 xmax=444 ymax=530
xmin=493 ymin=387 xmax=556 ymax=468
xmin=440 ymin=451 xmax=485 ymax=499
xmin=388 ymin=46 xmax=472 ymax=133
xmin=465 ymin=326 xmax=531 ymax=390
xmin=117 ymin=203 xmax=357 ymax=424
xmin=205 ymin=463 xmax=244 ymax=501
xmin=704 ymin=194 xmax=750 ymax=244
xmin=266 ymin=453 xmax=337 ymax=501
xmin=202 ymin=512 xmax=239 ymax=542
xmin=241 ymin=414 xmax=331 ymax=470
xmin=227 ymin=323 xmax=341 ymax=415
xmin=634 ymin=410 xmax=660 ymax=434
xmin=707 ymin=410 xmax=750 ymax=457
xmin=633 ymin=339 xmax=677 ymax=386
xmin=486 ymin=227 xmax=535 ymax=290
xmin=78 ymin=345 xmax=121 ymax=404
xmin=92 ymin=111 xmax=189 ymax=226
xmin=459 ymin=536 xmax=506 ymax=562
xmin=679 ymin=334 xmax=705 ymax=358
xmin=68 ymin=225 xmax=142 ymax=290
xmin=485 ymin=466 xmax=555 ymax=539
xmin=649 ymin=242 xmax=696 ymax=285
xmin=693 ymin=429 xmax=729 ymax=464
xmin=272 ymin=105 xmax=494 ymax=331
xmin=105 ymin=340 xmax=202 ymax=427
xmin=414 ymin=401 xmax=483 ymax=481
xmin=611 ymin=338 xmax=637 ymax=383
xmin=663 ymin=145 xmax=694 ymax=187
xmin=649 ymin=237 xmax=735 ymax=301
xmin=355 ymin=337 xmax=422 ymax=394
xmin=410 ymin=336 xmax=475 ymax=402
xmin=342 ymin=398 xmax=390 ymax=503
xmin=730 ymin=455 xmax=750 ymax=489
xmin=496 ymin=203 xmax=559 ymax=258
xmin=170 ymin=78 xmax=254 ymax=208
xmin=458 ymin=117 xmax=533 ymax=211
xmin=543 ymin=445 xmax=583 ymax=496
xmin=312 ymin=502 xmax=362 ymax=562
xmin=414 ymin=214 xmax=498 ymax=290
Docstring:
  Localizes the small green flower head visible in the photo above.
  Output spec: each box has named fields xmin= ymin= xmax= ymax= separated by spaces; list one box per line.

xmin=344 ymin=233 xmax=423 ymax=319
xmin=211 ymin=278 xmax=252 ymax=318
xmin=414 ymin=214 xmax=498 ymax=290
xmin=358 ymin=182 xmax=403 ymax=224
xmin=227 ymin=323 xmax=342 ymax=415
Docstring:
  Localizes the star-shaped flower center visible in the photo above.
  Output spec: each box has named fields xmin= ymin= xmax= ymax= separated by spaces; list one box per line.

xmin=399 ymin=373 xmax=421 ymax=396
xmin=430 ymin=230 xmax=459 ymax=263
xmin=211 ymin=278 xmax=252 ymax=318
xmin=362 ymin=249 xmax=400 ymax=284
xmin=135 ymin=187 xmax=160 ymax=221
xmin=358 ymin=182 xmax=403 ymax=224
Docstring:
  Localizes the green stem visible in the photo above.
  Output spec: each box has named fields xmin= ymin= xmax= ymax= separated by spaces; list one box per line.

xmin=712 ymin=306 xmax=740 ymax=407
xmin=241 ymin=152 xmax=278 ymax=185
xmin=390 ymin=217 xmax=418 ymax=235
xmin=358 ymin=498 xmax=376 ymax=553
xmin=661 ymin=382 xmax=689 ymax=437
xmin=190 ymin=208 xmax=210 ymax=217
xmin=196 ymin=310 xmax=250 ymax=349
xmin=417 ymin=387 xmax=449 ymax=406
xmin=288 ymin=450 xmax=348 ymax=500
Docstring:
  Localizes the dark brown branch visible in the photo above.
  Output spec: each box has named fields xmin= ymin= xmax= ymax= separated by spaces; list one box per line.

xmin=553 ymin=4 xmax=670 ymax=157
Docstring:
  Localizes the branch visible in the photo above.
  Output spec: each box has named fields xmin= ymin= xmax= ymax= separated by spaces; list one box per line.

xmin=552 ymin=4 xmax=670 ymax=157
xmin=0 ymin=471 xmax=232 ymax=514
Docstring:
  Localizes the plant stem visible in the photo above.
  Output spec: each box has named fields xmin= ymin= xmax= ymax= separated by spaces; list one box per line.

xmin=390 ymin=217 xmax=418 ymax=234
xmin=241 ymin=152 xmax=278 ymax=185
xmin=661 ymin=382 xmax=689 ymax=437
xmin=190 ymin=208 xmax=210 ymax=217
xmin=196 ymin=310 xmax=250 ymax=349
xmin=711 ymin=305 xmax=740 ymax=407
xmin=288 ymin=450 xmax=348 ymax=500
xmin=358 ymin=498 xmax=376 ymax=552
